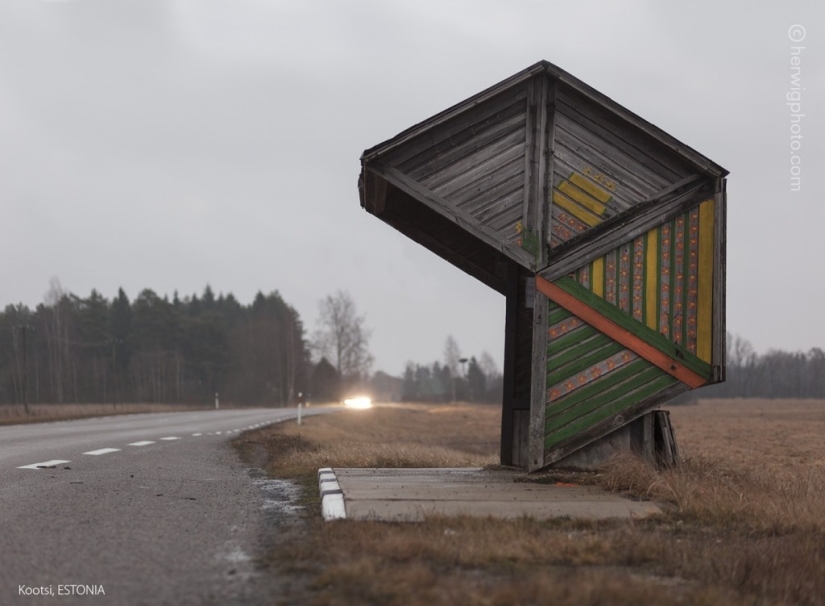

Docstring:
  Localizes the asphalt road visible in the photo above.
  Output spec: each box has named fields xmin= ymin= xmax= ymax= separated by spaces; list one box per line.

xmin=0 ymin=407 xmax=332 ymax=605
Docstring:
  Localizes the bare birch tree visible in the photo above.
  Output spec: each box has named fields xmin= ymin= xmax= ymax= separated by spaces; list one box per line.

xmin=312 ymin=291 xmax=373 ymax=394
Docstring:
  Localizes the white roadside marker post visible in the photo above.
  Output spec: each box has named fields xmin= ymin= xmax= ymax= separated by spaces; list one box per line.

xmin=298 ymin=402 xmax=302 ymax=426
xmin=215 ymin=392 xmax=219 ymax=410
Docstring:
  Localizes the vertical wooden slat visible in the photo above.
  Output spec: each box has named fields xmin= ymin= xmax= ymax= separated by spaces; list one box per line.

xmin=645 ymin=228 xmax=658 ymax=331
xmin=672 ymin=215 xmax=685 ymax=345
xmin=592 ymin=257 xmax=604 ymax=298
xmin=618 ymin=243 xmax=630 ymax=312
xmin=712 ymin=183 xmax=727 ymax=380
xmin=522 ymin=78 xmax=535 ymax=256
xmin=606 ymin=249 xmax=617 ymax=305
xmin=697 ymin=198 xmax=715 ymax=363
xmin=686 ymin=207 xmax=700 ymax=354
xmin=529 ymin=291 xmax=548 ymax=471
xmin=660 ymin=223 xmax=672 ymax=338
xmin=544 ymin=77 xmax=557 ymax=258
xmin=632 ymin=236 xmax=644 ymax=322
xmin=522 ymin=74 xmax=549 ymax=269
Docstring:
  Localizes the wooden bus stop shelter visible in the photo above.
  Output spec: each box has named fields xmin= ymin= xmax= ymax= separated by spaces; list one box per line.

xmin=359 ymin=61 xmax=727 ymax=471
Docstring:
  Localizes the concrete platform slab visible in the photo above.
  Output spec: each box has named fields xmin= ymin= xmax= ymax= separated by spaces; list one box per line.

xmin=323 ymin=467 xmax=660 ymax=522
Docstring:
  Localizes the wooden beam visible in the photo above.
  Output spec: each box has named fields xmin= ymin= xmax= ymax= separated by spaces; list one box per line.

xmin=712 ymin=181 xmax=727 ymax=381
xmin=528 ymin=285 xmax=548 ymax=471
xmin=500 ymin=264 xmax=519 ymax=465
xmin=541 ymin=181 xmax=711 ymax=281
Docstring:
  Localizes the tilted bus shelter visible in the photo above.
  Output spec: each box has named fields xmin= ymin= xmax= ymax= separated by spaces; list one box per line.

xmin=359 ymin=61 xmax=727 ymax=472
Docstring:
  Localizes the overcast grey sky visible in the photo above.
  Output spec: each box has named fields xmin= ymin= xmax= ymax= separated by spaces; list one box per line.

xmin=0 ymin=0 xmax=822 ymax=376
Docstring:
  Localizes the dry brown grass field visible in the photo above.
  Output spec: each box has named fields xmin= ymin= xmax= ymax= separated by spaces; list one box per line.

xmin=234 ymin=399 xmax=825 ymax=606
xmin=0 ymin=402 xmax=211 ymax=425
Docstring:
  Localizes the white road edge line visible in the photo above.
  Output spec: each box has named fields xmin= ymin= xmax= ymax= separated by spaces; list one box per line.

xmin=128 ymin=441 xmax=155 ymax=446
xmin=159 ymin=437 xmax=180 ymax=441
xmin=18 ymin=460 xmax=71 ymax=470
xmin=83 ymin=448 xmax=121 ymax=456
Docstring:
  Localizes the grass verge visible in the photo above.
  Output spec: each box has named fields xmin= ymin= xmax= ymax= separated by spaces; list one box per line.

xmin=233 ymin=400 xmax=825 ymax=606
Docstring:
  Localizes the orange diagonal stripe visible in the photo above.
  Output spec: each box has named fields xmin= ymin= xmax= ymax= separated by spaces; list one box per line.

xmin=536 ymin=276 xmax=707 ymax=389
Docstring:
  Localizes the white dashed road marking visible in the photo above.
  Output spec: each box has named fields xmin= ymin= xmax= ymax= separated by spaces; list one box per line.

xmin=192 ymin=433 xmax=202 ymax=437
xmin=83 ymin=448 xmax=121 ymax=456
xmin=18 ymin=460 xmax=71 ymax=470
xmin=128 ymin=441 xmax=155 ymax=446
xmin=215 ymin=431 xmax=222 ymax=435
xmin=160 ymin=437 xmax=180 ymax=441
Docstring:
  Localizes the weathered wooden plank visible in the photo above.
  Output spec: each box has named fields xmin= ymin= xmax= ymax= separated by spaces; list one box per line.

xmin=551 ymin=275 xmax=712 ymax=377
xmin=546 ymin=71 xmax=726 ymax=178
xmin=541 ymin=181 xmax=711 ymax=281
xmin=403 ymin=105 xmax=526 ymax=178
xmin=547 ymin=305 xmax=572 ymax=326
xmin=553 ymin=145 xmax=654 ymax=218
xmin=556 ymin=88 xmax=691 ymax=183
xmin=547 ymin=332 xmax=613 ymax=370
xmin=360 ymin=167 xmax=388 ymax=215
xmin=549 ymin=203 xmax=589 ymax=243
xmin=531 ymin=74 xmax=551 ymax=268
xmin=483 ymin=201 xmax=524 ymax=232
xmin=546 ymin=323 xmax=599 ymax=355
xmin=644 ymin=229 xmax=658 ymax=331
xmin=712 ymin=183 xmax=727 ymax=380
xmin=546 ymin=371 xmax=677 ymax=448
xmin=558 ymin=179 xmax=608 ymax=215
xmin=592 ymin=257 xmax=604 ymax=298
xmin=545 ymin=78 xmax=558 ymax=257
xmin=528 ymin=290 xmax=549 ymax=471
xmin=422 ymin=128 xmax=526 ymax=191
xmin=547 ymin=342 xmax=625 ymax=387
xmin=538 ymin=276 xmax=711 ymax=383
xmin=464 ymin=181 xmax=524 ymax=224
xmin=641 ymin=411 xmax=655 ymax=462
xmin=543 ymin=381 xmax=688 ymax=466
xmin=429 ymin=142 xmax=525 ymax=199
xmin=546 ymin=365 xmax=665 ymax=434
xmin=547 ymin=358 xmax=647 ymax=416
xmin=449 ymin=158 xmax=524 ymax=213
xmin=697 ymin=199 xmax=714 ymax=363
xmin=364 ymin=69 xmax=534 ymax=164
xmin=555 ymin=115 xmax=669 ymax=197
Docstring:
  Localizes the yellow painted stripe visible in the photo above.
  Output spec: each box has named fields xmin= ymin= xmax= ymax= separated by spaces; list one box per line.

xmin=697 ymin=199 xmax=715 ymax=363
xmin=592 ymin=257 xmax=604 ymax=298
xmin=569 ymin=172 xmax=612 ymax=204
xmin=645 ymin=229 xmax=658 ymax=331
xmin=558 ymin=181 xmax=607 ymax=215
xmin=552 ymin=190 xmax=603 ymax=227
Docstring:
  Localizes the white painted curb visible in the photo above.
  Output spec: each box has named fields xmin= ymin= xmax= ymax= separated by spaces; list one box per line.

xmin=318 ymin=467 xmax=346 ymax=520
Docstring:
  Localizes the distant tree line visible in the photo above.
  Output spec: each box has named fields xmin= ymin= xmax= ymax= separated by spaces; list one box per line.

xmin=400 ymin=336 xmax=503 ymax=403
xmin=691 ymin=333 xmax=825 ymax=400
xmin=0 ymin=279 xmax=310 ymax=406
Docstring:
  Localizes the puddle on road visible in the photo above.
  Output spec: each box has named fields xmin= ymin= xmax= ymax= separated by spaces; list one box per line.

xmin=246 ymin=468 xmax=305 ymax=520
